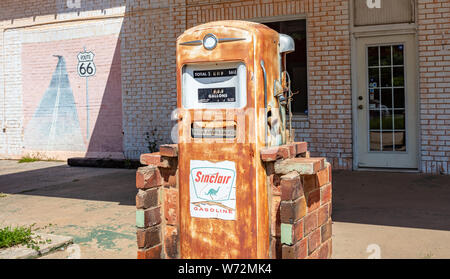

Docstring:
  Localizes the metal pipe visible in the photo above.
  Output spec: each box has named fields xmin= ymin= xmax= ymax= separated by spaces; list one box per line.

xmin=260 ymin=60 xmax=267 ymax=147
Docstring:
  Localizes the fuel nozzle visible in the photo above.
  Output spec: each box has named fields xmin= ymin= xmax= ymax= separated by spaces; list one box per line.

xmin=274 ymin=80 xmax=287 ymax=105
xmin=277 ymin=94 xmax=287 ymax=106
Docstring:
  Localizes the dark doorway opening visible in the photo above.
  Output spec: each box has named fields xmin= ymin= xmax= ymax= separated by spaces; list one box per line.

xmin=265 ymin=19 xmax=308 ymax=115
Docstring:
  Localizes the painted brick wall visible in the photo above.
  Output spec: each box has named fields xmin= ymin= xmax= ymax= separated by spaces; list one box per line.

xmin=417 ymin=0 xmax=450 ymax=174
xmin=0 ymin=1 xmax=448 ymax=174
xmin=1 ymin=0 xmax=353 ymax=168
xmin=0 ymin=1 xmax=126 ymax=160
xmin=120 ymin=0 xmax=186 ymax=159
xmin=184 ymin=0 xmax=352 ymax=169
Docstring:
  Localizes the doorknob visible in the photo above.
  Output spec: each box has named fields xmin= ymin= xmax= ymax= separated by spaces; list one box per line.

xmin=358 ymin=105 xmax=363 ymax=110
xmin=358 ymin=96 xmax=363 ymax=100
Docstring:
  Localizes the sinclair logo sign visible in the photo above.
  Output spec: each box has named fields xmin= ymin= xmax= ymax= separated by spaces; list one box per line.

xmin=189 ymin=160 xmax=236 ymax=220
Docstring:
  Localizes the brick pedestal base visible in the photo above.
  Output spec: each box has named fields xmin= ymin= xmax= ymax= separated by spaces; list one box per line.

xmin=135 ymin=143 xmax=332 ymax=259
xmin=261 ymin=143 xmax=333 ymax=259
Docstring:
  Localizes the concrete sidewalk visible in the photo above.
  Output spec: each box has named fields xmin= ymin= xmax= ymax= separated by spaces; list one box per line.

xmin=331 ymin=170 xmax=450 ymax=259
xmin=0 ymin=160 xmax=137 ymax=259
xmin=0 ymin=160 xmax=449 ymax=258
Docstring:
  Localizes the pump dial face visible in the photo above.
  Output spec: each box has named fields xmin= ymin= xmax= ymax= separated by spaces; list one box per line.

xmin=203 ymin=34 xmax=218 ymax=50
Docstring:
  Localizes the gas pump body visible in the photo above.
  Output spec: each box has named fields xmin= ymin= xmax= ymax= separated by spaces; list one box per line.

xmin=176 ymin=21 xmax=292 ymax=259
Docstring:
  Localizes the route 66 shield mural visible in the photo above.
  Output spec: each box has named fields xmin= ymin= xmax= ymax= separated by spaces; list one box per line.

xmin=189 ymin=160 xmax=236 ymax=220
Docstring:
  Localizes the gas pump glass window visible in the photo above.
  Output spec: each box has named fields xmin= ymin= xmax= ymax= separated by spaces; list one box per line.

xmin=181 ymin=62 xmax=247 ymax=109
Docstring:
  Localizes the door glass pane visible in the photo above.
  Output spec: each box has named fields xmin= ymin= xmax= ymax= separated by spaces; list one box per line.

xmin=380 ymin=67 xmax=392 ymax=87
xmin=394 ymin=110 xmax=406 ymax=130
xmin=367 ymin=44 xmax=407 ymax=153
xmin=370 ymin=110 xmax=380 ymax=130
xmin=393 ymin=67 xmax=404 ymax=86
xmin=393 ymin=45 xmax=404 ymax=65
xmin=394 ymin=131 xmax=406 ymax=151
xmin=380 ymin=88 xmax=393 ymax=109
xmin=370 ymin=131 xmax=381 ymax=151
xmin=369 ymin=68 xmax=379 ymax=86
xmin=369 ymin=88 xmax=380 ymax=109
xmin=380 ymin=46 xmax=391 ymax=66
xmin=368 ymin=47 xmax=379 ymax=66
xmin=382 ymin=112 xmax=394 ymax=130
xmin=393 ymin=88 xmax=405 ymax=108
xmin=382 ymin=131 xmax=394 ymax=151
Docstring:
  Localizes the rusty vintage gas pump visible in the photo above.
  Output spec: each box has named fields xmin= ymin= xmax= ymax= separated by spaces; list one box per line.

xmin=176 ymin=20 xmax=295 ymax=259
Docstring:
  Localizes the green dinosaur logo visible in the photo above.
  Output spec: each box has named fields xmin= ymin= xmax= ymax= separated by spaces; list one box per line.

xmin=205 ymin=186 xmax=221 ymax=200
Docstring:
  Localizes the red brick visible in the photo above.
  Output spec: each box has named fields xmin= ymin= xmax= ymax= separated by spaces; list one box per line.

xmin=308 ymin=249 xmax=319 ymax=259
xmin=262 ymin=145 xmax=301 ymax=162
xmin=136 ymin=166 xmax=162 ymax=189
xmin=275 ymin=157 xmax=325 ymax=175
xmin=260 ymin=147 xmax=280 ymax=162
xmin=304 ymin=210 xmax=318 ymax=235
xmin=286 ymin=144 xmax=296 ymax=158
xmin=160 ymin=168 xmax=178 ymax=187
xmin=143 ymin=207 xmax=162 ymax=227
xmin=302 ymin=174 xmax=318 ymax=193
xmin=160 ymin=144 xmax=178 ymax=157
xmin=280 ymin=196 xmax=307 ymax=224
xmin=327 ymin=163 xmax=332 ymax=183
xmin=269 ymin=174 xmax=281 ymax=196
xmin=293 ymin=219 xmax=304 ymax=243
xmin=318 ymin=240 xmax=331 ymax=259
xmin=136 ymin=226 xmax=161 ymax=249
xmin=280 ymin=172 xmax=303 ymax=201
xmin=141 ymin=152 xmax=177 ymax=169
xmin=140 ymin=152 xmax=161 ymax=166
xmin=320 ymin=183 xmax=332 ymax=205
xmin=265 ymin=162 xmax=275 ymax=175
xmin=271 ymin=196 xmax=281 ymax=237
xmin=137 ymin=245 xmax=162 ymax=259
xmin=321 ymin=220 xmax=332 ymax=243
xmin=316 ymin=166 xmax=330 ymax=187
xmin=164 ymin=188 xmax=178 ymax=226
xmin=281 ymin=238 xmax=308 ymax=259
xmin=277 ymin=146 xmax=292 ymax=159
xmin=294 ymin=142 xmax=308 ymax=155
xmin=308 ymin=229 xmax=321 ymax=255
xmin=318 ymin=204 xmax=329 ymax=226
xmin=136 ymin=188 xmax=159 ymax=209
xmin=164 ymin=225 xmax=179 ymax=259
xmin=306 ymin=189 xmax=320 ymax=213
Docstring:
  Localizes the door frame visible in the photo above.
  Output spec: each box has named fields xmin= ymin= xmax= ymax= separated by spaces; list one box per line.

xmin=350 ymin=25 xmax=420 ymax=171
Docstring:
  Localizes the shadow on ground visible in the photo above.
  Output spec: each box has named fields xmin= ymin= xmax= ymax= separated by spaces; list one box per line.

xmin=332 ymin=170 xmax=450 ymax=231
xmin=0 ymin=161 xmax=136 ymax=206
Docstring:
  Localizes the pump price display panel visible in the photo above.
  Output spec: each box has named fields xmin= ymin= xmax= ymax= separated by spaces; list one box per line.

xmin=182 ymin=62 xmax=247 ymax=109
xmin=198 ymin=87 xmax=236 ymax=103
xmin=193 ymin=68 xmax=237 ymax=78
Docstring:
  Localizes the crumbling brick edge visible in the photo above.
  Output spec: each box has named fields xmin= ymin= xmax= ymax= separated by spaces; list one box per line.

xmin=135 ymin=144 xmax=179 ymax=259
xmin=135 ymin=142 xmax=332 ymax=259
xmin=263 ymin=142 xmax=333 ymax=259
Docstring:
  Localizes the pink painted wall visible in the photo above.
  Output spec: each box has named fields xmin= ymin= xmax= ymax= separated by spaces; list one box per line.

xmin=21 ymin=34 xmax=123 ymax=156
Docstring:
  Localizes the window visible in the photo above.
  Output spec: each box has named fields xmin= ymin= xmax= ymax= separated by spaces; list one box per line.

xmin=367 ymin=45 xmax=406 ymax=152
xmin=265 ymin=19 xmax=308 ymax=115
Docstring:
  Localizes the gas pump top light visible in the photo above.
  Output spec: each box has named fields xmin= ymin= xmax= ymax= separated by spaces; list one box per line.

xmin=203 ymin=33 xmax=218 ymax=50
